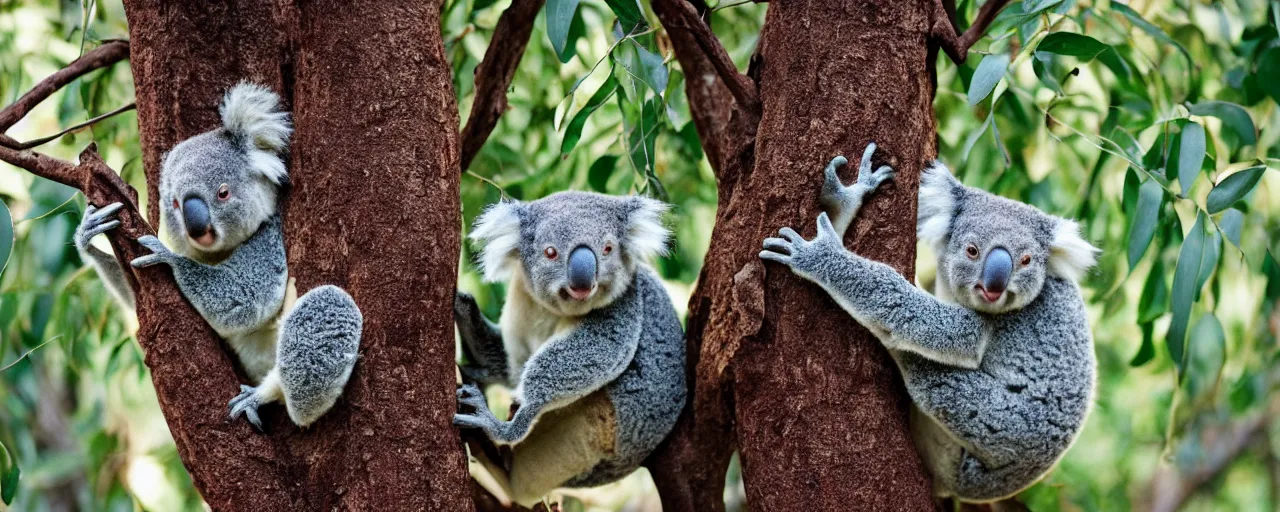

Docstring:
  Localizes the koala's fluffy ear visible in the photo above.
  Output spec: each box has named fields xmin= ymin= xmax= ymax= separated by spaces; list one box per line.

xmin=220 ymin=82 xmax=292 ymax=185
xmin=470 ymin=201 xmax=525 ymax=282
xmin=917 ymin=160 xmax=960 ymax=250
xmin=624 ymin=196 xmax=671 ymax=264
xmin=1047 ymin=219 xmax=1099 ymax=282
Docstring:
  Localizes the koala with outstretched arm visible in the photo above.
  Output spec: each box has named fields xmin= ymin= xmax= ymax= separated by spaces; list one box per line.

xmin=454 ymin=192 xmax=685 ymax=507
xmin=74 ymin=83 xmax=362 ymax=429
xmin=759 ymin=143 xmax=1098 ymax=502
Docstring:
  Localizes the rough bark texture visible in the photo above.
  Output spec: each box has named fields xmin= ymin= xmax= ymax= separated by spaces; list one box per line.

xmin=120 ymin=0 xmax=472 ymax=509
xmin=651 ymin=1 xmax=944 ymax=510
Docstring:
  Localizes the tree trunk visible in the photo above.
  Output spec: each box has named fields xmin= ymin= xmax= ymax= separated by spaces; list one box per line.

xmin=121 ymin=0 xmax=472 ymax=509
xmin=650 ymin=1 xmax=945 ymax=509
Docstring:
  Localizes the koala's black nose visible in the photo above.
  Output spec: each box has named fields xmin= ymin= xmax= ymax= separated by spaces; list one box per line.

xmin=181 ymin=195 xmax=212 ymax=238
xmin=567 ymin=246 xmax=597 ymax=293
xmin=982 ymin=247 xmax=1013 ymax=295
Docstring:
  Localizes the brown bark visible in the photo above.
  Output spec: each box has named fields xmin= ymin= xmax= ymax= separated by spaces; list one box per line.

xmin=651 ymin=1 xmax=951 ymax=510
xmin=101 ymin=0 xmax=473 ymax=509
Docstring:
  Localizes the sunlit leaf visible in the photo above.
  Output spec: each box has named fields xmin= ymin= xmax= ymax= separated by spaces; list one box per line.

xmin=968 ymin=53 xmax=1009 ymax=106
xmin=1205 ymin=165 xmax=1265 ymax=213
xmin=1112 ymin=2 xmax=1193 ymax=65
xmin=1127 ymin=178 xmax=1162 ymax=268
xmin=618 ymin=41 xmax=668 ymax=99
xmin=1168 ymin=213 xmax=1218 ymax=373
xmin=1033 ymin=57 xmax=1063 ymax=95
xmin=546 ymin=0 xmax=582 ymax=63
xmin=561 ymin=71 xmax=618 ymax=155
xmin=1177 ymin=122 xmax=1205 ymax=194
xmin=1022 ymin=0 xmax=1063 ymax=15
xmin=1189 ymin=101 xmax=1257 ymax=147
xmin=1035 ymin=32 xmax=1110 ymax=60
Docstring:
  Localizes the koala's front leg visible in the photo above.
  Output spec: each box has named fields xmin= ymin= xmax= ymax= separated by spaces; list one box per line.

xmin=75 ymin=202 xmax=136 ymax=309
xmin=820 ymin=142 xmax=895 ymax=239
xmin=760 ymin=213 xmax=989 ymax=368
xmin=131 ymin=218 xmax=288 ymax=338
xmin=455 ymin=292 xmax=511 ymax=387
xmin=454 ymin=287 xmax=643 ymax=444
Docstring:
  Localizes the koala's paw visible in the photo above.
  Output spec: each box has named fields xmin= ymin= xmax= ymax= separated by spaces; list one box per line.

xmin=855 ymin=142 xmax=895 ymax=192
xmin=453 ymin=384 xmax=504 ymax=434
xmin=74 ymin=202 xmax=124 ymax=250
xmin=759 ymin=212 xmax=842 ymax=275
xmin=228 ymin=384 xmax=267 ymax=432
xmin=130 ymin=236 xmax=175 ymax=268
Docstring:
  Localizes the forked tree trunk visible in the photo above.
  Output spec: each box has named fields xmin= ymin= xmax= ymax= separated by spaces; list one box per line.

xmin=649 ymin=1 xmax=951 ymax=509
xmin=120 ymin=0 xmax=472 ymax=508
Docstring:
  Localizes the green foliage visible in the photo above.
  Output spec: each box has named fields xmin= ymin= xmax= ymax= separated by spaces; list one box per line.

xmin=1 ymin=0 xmax=1277 ymax=510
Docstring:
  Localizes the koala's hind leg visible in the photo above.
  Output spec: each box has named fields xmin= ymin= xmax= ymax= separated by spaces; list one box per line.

xmin=507 ymin=389 xmax=617 ymax=507
xmin=455 ymin=292 xmax=511 ymax=386
xmin=276 ymin=285 xmax=363 ymax=427
xmin=819 ymin=142 xmax=895 ymax=239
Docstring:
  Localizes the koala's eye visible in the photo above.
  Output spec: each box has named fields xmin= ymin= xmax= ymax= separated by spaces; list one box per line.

xmin=965 ymin=244 xmax=979 ymax=259
xmin=544 ymin=247 xmax=558 ymax=260
xmin=602 ymin=243 xmax=613 ymax=255
xmin=1020 ymin=254 xmax=1032 ymax=267
xmin=172 ymin=198 xmax=179 ymax=210
xmin=216 ymin=184 xmax=231 ymax=201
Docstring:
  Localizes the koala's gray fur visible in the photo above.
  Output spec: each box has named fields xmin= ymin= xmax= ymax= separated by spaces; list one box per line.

xmin=455 ymin=191 xmax=685 ymax=507
xmin=75 ymin=82 xmax=362 ymax=429
xmin=759 ymin=143 xmax=1098 ymax=502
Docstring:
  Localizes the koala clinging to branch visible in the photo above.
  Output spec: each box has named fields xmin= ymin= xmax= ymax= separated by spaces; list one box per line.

xmin=454 ymin=191 xmax=685 ymax=507
xmin=759 ymin=143 xmax=1098 ymax=502
xmin=75 ymin=82 xmax=363 ymax=429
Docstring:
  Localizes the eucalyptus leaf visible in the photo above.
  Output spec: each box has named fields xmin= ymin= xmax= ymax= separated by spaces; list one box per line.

xmin=1138 ymin=259 xmax=1169 ymax=324
xmin=968 ymin=53 xmax=1010 ymax=106
xmin=587 ymin=154 xmax=620 ymax=192
xmin=0 ymin=440 xmax=16 ymax=505
xmin=1257 ymin=46 xmax=1280 ymax=104
xmin=1127 ymin=178 xmax=1162 ymax=268
xmin=1206 ymin=165 xmax=1265 ymax=213
xmin=546 ymin=0 xmax=582 ymax=63
xmin=1167 ymin=213 xmax=1217 ymax=373
xmin=1183 ymin=314 xmax=1225 ymax=397
xmin=0 ymin=199 xmax=11 ymax=276
xmin=1220 ymin=208 xmax=1243 ymax=248
xmin=1112 ymin=2 xmax=1193 ymax=65
xmin=1035 ymin=32 xmax=1110 ymax=60
xmin=1177 ymin=122 xmax=1205 ymax=194
xmin=561 ymin=71 xmax=618 ymax=155
xmin=1130 ymin=321 xmax=1155 ymax=367
xmin=1189 ymin=101 xmax=1257 ymax=147
xmin=603 ymin=0 xmax=647 ymax=32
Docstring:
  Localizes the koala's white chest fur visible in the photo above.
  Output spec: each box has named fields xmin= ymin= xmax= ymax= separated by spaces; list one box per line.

xmin=499 ymin=276 xmax=581 ymax=387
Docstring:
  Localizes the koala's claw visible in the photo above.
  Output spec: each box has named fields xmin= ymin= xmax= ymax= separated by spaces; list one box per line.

xmin=130 ymin=236 xmax=173 ymax=268
xmin=760 ymin=213 xmax=839 ymax=268
xmin=455 ymin=384 xmax=489 ymax=409
xmin=228 ymin=384 xmax=266 ymax=432
xmin=75 ymin=202 xmax=124 ymax=249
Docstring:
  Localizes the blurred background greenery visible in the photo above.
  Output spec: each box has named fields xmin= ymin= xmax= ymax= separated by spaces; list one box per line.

xmin=1 ymin=0 xmax=1278 ymax=510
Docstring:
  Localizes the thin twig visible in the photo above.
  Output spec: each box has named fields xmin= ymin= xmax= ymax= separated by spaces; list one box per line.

xmin=932 ymin=0 xmax=1013 ymax=64
xmin=10 ymin=102 xmax=136 ymax=150
xmin=0 ymin=40 xmax=129 ymax=132
xmin=0 ymin=337 xmax=59 ymax=372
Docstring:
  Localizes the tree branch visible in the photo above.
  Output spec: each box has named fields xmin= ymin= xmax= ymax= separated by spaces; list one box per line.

xmin=932 ymin=0 xmax=1012 ymax=64
xmin=0 ymin=144 xmax=86 ymax=189
xmin=1144 ymin=400 xmax=1280 ymax=512
xmin=459 ymin=0 xmax=545 ymax=172
xmin=6 ymin=102 xmax=137 ymax=150
xmin=0 ymin=40 xmax=130 ymax=132
xmin=653 ymin=0 xmax=761 ymax=116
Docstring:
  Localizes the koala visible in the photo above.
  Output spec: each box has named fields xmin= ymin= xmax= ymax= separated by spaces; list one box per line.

xmin=758 ymin=143 xmax=1098 ymax=502
xmin=74 ymin=82 xmax=363 ymax=429
xmin=453 ymin=191 xmax=686 ymax=507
